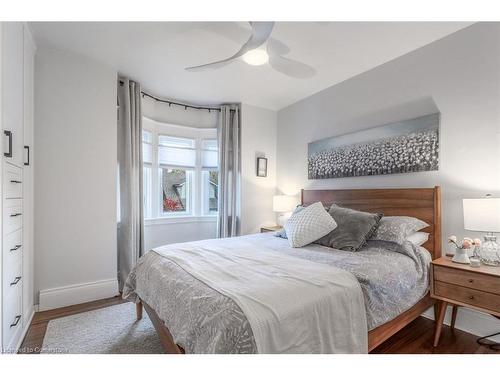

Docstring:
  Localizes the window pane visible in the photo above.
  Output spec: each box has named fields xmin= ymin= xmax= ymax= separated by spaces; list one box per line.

xmin=142 ymin=130 xmax=152 ymax=143
xmin=202 ymin=149 xmax=218 ymax=168
xmin=159 ymin=146 xmax=196 ymax=167
xmin=203 ymin=170 xmax=218 ymax=214
xmin=159 ymin=135 xmax=195 ymax=148
xmin=161 ymin=168 xmax=191 ymax=214
xmin=202 ymin=139 xmax=218 ymax=150
xmin=202 ymin=139 xmax=218 ymax=168
xmin=143 ymin=143 xmax=153 ymax=164
xmin=143 ymin=166 xmax=152 ymax=218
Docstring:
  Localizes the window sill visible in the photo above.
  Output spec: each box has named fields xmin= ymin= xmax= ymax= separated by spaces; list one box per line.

xmin=145 ymin=216 xmax=217 ymax=226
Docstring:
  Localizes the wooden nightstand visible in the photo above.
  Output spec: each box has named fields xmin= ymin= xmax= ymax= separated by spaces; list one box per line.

xmin=260 ymin=225 xmax=283 ymax=233
xmin=431 ymin=256 xmax=500 ymax=346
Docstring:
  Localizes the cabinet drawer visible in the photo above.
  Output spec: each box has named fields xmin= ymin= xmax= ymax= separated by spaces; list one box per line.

xmin=434 ymin=265 xmax=500 ymax=295
xmin=2 ymin=281 xmax=23 ymax=352
xmin=3 ymin=163 xmax=23 ymax=199
xmin=3 ymin=228 xmax=22 ymax=258
xmin=3 ymin=199 xmax=23 ymax=235
xmin=434 ymin=281 xmax=500 ymax=314
xmin=3 ymin=259 xmax=22 ymax=302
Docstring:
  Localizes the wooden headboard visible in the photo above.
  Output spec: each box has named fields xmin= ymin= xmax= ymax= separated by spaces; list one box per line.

xmin=301 ymin=186 xmax=441 ymax=259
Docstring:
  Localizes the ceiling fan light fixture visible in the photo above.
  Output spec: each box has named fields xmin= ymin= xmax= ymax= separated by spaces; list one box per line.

xmin=242 ymin=49 xmax=269 ymax=66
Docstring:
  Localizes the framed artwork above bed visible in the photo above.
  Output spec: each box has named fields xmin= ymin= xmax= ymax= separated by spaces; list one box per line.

xmin=308 ymin=113 xmax=440 ymax=179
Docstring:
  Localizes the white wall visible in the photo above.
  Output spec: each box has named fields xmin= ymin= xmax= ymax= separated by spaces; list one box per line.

xmin=277 ymin=23 xmax=500 ymax=337
xmin=241 ymin=103 xmax=278 ymax=234
xmin=142 ymin=95 xmax=218 ymax=129
xmin=35 ymin=48 xmax=118 ymax=309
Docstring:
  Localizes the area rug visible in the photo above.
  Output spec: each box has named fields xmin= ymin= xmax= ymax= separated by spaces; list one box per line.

xmin=41 ymin=302 xmax=164 ymax=354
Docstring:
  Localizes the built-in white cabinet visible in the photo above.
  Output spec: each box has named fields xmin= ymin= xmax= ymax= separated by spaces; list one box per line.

xmin=0 ymin=22 xmax=35 ymax=353
xmin=2 ymin=22 xmax=24 ymax=168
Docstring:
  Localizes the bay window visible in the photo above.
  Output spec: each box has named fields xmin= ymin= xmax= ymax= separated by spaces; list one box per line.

xmin=142 ymin=117 xmax=218 ymax=221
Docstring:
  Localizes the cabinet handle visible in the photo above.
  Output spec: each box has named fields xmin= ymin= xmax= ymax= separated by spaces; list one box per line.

xmin=10 ymin=315 xmax=21 ymax=328
xmin=10 ymin=276 xmax=22 ymax=286
xmin=10 ymin=213 xmax=22 ymax=217
xmin=24 ymin=145 xmax=30 ymax=166
xmin=469 ymin=295 xmax=474 ymax=300
xmin=468 ymin=279 xmax=473 ymax=283
xmin=4 ymin=130 xmax=12 ymax=158
xmin=10 ymin=180 xmax=22 ymax=184
xmin=10 ymin=244 xmax=22 ymax=251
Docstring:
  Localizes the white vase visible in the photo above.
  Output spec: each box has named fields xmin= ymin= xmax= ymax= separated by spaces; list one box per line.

xmin=452 ymin=247 xmax=470 ymax=264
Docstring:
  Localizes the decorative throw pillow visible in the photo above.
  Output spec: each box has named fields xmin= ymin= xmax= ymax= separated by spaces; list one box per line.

xmin=373 ymin=216 xmax=429 ymax=245
xmin=314 ymin=204 xmax=383 ymax=252
xmin=284 ymin=202 xmax=337 ymax=248
xmin=406 ymin=231 xmax=430 ymax=247
xmin=275 ymin=205 xmax=304 ymax=239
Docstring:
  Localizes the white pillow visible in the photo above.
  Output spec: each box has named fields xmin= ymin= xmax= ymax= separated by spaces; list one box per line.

xmin=406 ymin=231 xmax=429 ymax=247
xmin=284 ymin=202 xmax=337 ymax=248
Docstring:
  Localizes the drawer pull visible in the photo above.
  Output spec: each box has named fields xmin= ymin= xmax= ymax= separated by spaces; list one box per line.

xmin=10 ymin=180 xmax=22 ymax=184
xmin=10 ymin=213 xmax=22 ymax=217
xmin=10 ymin=276 xmax=22 ymax=286
xmin=468 ymin=279 xmax=474 ymax=283
xmin=10 ymin=315 xmax=21 ymax=328
xmin=469 ymin=295 xmax=474 ymax=300
xmin=24 ymin=145 xmax=30 ymax=166
xmin=4 ymin=130 xmax=12 ymax=158
xmin=10 ymin=244 xmax=22 ymax=251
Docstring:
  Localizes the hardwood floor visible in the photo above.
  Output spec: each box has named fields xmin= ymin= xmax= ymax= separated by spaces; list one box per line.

xmin=18 ymin=296 xmax=498 ymax=354
xmin=372 ymin=314 xmax=498 ymax=354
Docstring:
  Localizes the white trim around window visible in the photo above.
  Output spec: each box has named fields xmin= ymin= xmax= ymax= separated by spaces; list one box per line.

xmin=142 ymin=117 xmax=218 ymax=223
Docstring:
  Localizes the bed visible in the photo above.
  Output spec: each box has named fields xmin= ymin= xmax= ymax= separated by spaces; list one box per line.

xmin=123 ymin=186 xmax=442 ymax=353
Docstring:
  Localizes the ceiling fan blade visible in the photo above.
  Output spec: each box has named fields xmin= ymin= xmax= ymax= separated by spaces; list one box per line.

xmin=268 ymin=55 xmax=317 ymax=79
xmin=184 ymin=59 xmax=234 ymax=72
xmin=185 ymin=21 xmax=274 ymax=71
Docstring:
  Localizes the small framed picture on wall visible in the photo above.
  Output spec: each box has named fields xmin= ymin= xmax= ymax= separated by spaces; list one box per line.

xmin=256 ymin=157 xmax=268 ymax=177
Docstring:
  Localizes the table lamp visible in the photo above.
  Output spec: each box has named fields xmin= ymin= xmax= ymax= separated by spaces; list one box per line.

xmin=463 ymin=197 xmax=500 ymax=266
xmin=273 ymin=195 xmax=297 ymax=226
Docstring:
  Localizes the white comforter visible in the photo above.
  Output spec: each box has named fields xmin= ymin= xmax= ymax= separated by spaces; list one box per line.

xmin=153 ymin=235 xmax=368 ymax=354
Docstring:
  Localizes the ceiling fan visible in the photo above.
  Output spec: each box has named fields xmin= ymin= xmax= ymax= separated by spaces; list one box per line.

xmin=185 ymin=22 xmax=316 ymax=79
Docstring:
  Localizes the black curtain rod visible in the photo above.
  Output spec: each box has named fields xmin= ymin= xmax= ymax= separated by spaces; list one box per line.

xmin=119 ymin=79 xmax=222 ymax=113
xmin=140 ymin=91 xmax=221 ymax=113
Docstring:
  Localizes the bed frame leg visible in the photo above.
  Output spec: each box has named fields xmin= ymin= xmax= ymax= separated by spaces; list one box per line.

xmin=136 ymin=301 xmax=143 ymax=320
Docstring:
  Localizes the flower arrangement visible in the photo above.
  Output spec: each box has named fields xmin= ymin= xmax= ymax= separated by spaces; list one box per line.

xmin=448 ymin=235 xmax=482 ymax=264
xmin=448 ymin=236 xmax=481 ymax=250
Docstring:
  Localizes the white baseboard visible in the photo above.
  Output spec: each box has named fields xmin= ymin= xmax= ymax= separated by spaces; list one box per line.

xmin=39 ymin=278 xmax=119 ymax=311
xmin=422 ymin=306 xmax=500 ymax=343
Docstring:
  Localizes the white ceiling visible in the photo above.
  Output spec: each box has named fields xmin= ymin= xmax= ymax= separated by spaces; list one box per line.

xmin=29 ymin=22 xmax=472 ymax=110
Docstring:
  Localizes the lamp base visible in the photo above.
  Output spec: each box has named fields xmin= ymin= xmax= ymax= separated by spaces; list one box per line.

xmin=277 ymin=212 xmax=292 ymax=227
xmin=480 ymin=234 xmax=500 ymax=267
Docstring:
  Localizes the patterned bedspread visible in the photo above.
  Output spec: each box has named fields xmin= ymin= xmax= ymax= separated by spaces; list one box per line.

xmin=123 ymin=233 xmax=430 ymax=353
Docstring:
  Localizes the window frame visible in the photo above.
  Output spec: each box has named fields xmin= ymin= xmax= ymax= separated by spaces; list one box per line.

xmin=142 ymin=117 xmax=218 ymax=224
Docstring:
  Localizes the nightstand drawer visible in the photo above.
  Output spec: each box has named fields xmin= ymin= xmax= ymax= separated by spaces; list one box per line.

xmin=434 ymin=265 xmax=500 ymax=295
xmin=434 ymin=281 xmax=500 ymax=313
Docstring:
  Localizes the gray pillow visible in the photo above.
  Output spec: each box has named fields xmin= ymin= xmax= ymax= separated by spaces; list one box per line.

xmin=372 ymin=216 xmax=429 ymax=245
xmin=314 ymin=204 xmax=383 ymax=251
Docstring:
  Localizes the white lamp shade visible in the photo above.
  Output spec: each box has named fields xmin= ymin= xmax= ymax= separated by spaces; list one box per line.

xmin=463 ymin=198 xmax=500 ymax=232
xmin=273 ymin=195 xmax=297 ymax=213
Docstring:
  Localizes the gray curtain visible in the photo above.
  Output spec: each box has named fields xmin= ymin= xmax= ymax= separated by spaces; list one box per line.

xmin=217 ymin=104 xmax=241 ymax=238
xmin=117 ymin=77 xmax=144 ymax=290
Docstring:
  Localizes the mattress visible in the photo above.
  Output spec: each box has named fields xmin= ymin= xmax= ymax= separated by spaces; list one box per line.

xmin=123 ymin=233 xmax=431 ymax=353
